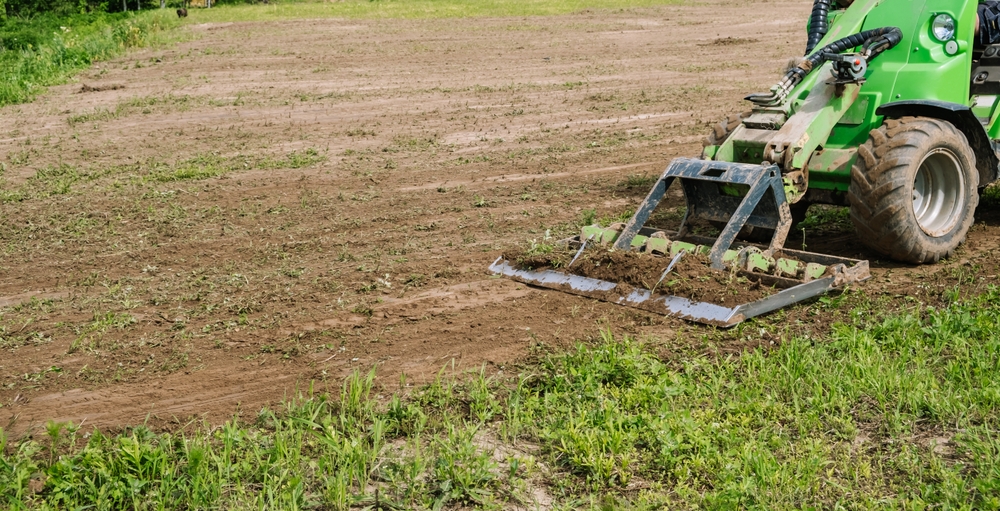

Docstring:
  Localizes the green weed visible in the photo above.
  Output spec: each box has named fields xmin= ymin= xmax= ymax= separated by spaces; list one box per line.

xmin=620 ymin=173 xmax=655 ymax=189
xmin=68 ymin=94 xmax=202 ymax=126
xmin=598 ymin=209 xmax=633 ymax=226
xmin=525 ymin=230 xmax=557 ymax=257
xmin=798 ymin=204 xmax=851 ymax=231
xmin=982 ymin=182 xmax=1000 ymax=206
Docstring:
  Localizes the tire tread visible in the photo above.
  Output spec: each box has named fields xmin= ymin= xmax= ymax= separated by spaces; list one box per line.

xmin=849 ymin=117 xmax=978 ymax=263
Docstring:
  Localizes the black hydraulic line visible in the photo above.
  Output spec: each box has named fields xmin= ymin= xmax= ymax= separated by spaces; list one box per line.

xmin=861 ymin=26 xmax=903 ymax=58
xmin=805 ymin=0 xmax=832 ymax=55
xmin=746 ymin=26 xmax=902 ymax=107
xmin=806 ymin=26 xmax=902 ymax=68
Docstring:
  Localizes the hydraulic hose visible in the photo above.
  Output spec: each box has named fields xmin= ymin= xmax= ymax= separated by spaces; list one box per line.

xmin=747 ymin=26 xmax=902 ymax=107
xmin=805 ymin=0 xmax=832 ymax=55
xmin=861 ymin=26 xmax=903 ymax=57
xmin=807 ymin=26 xmax=902 ymax=68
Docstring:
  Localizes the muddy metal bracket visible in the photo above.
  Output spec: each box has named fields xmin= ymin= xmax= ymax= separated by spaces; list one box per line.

xmin=613 ymin=157 xmax=792 ymax=269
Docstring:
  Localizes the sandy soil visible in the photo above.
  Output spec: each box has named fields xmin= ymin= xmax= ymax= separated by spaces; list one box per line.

xmin=2 ymin=0 xmax=999 ymax=436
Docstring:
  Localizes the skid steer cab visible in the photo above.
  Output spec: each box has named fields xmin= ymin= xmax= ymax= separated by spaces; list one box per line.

xmin=492 ymin=0 xmax=1000 ymax=327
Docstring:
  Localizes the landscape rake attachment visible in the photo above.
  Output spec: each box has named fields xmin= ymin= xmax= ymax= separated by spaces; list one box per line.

xmin=490 ymin=158 xmax=870 ymax=327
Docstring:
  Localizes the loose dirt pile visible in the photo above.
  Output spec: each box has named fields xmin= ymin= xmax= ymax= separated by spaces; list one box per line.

xmin=508 ymin=246 xmax=774 ymax=307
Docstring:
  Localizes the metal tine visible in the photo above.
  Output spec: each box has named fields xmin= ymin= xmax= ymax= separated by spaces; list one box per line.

xmin=650 ymin=249 xmax=685 ymax=295
xmin=568 ymin=234 xmax=595 ymax=267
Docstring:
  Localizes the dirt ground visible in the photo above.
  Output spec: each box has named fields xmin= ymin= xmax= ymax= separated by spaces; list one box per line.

xmin=2 ymin=0 xmax=999 ymax=436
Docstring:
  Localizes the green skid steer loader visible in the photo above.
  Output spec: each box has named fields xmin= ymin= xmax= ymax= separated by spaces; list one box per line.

xmin=492 ymin=0 xmax=1000 ymax=327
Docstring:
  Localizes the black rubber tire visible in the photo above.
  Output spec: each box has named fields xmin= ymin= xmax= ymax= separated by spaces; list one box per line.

xmin=849 ymin=117 xmax=978 ymax=263
xmin=701 ymin=111 xmax=751 ymax=158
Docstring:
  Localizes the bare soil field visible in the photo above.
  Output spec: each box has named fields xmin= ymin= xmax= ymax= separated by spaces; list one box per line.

xmin=3 ymin=0 xmax=999 ymax=436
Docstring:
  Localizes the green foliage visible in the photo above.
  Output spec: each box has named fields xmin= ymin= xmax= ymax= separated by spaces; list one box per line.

xmin=0 ymin=11 xmax=177 ymax=106
xmin=604 ymin=209 xmax=634 ymax=226
xmin=620 ymin=173 xmax=656 ymax=189
xmin=524 ymin=230 xmax=559 ymax=260
xmin=7 ymin=291 xmax=1000 ymax=508
xmin=797 ymin=204 xmax=851 ymax=231
xmin=504 ymin=292 xmax=1000 ymax=506
xmin=5 ymin=0 xmax=174 ymax=17
xmin=146 ymin=150 xmax=325 ymax=182
xmin=981 ymin=182 xmax=1000 ymax=207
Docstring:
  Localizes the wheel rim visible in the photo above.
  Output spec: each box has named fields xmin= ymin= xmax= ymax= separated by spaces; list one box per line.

xmin=912 ymin=148 xmax=966 ymax=237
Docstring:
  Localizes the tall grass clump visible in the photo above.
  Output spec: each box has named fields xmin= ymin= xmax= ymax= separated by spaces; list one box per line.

xmin=0 ymin=10 xmax=177 ymax=106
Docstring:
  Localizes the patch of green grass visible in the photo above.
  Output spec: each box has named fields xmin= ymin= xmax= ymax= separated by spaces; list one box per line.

xmin=598 ymin=209 xmax=633 ymax=226
xmin=798 ymin=204 xmax=851 ymax=231
xmin=28 ymin=164 xmax=81 ymax=195
xmin=67 ymin=94 xmax=204 ymax=125
xmin=261 ymin=148 xmax=325 ymax=170
xmin=0 ymin=327 xmax=52 ymax=350
xmin=193 ymin=0 xmax=690 ymax=23
xmin=619 ymin=173 xmax=656 ymax=189
xmin=390 ymin=134 xmax=439 ymax=152
xmin=65 ymin=107 xmax=118 ymax=125
xmin=1 ymin=149 xmax=326 ymax=201
xmin=0 ymin=11 xmax=180 ymax=106
xmin=7 ymin=290 xmax=1000 ymax=507
xmin=981 ymin=181 xmax=1000 ymax=206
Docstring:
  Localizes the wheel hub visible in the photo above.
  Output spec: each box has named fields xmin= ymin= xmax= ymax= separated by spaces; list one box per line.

xmin=912 ymin=148 xmax=965 ymax=237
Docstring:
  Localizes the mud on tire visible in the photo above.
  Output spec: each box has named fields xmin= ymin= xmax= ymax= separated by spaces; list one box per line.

xmin=849 ymin=116 xmax=978 ymax=263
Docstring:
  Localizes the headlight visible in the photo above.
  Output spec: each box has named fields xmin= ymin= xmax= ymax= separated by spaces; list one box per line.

xmin=932 ymin=13 xmax=956 ymax=41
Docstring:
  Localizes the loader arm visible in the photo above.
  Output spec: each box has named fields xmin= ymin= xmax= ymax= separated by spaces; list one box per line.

xmin=711 ymin=75 xmax=861 ymax=203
